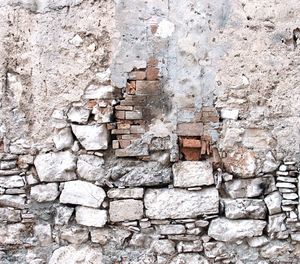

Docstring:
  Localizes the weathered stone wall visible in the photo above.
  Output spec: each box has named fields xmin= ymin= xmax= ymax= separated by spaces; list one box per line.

xmin=0 ymin=0 xmax=300 ymax=263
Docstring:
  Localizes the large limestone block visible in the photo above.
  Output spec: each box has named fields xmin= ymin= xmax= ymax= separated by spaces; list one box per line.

xmin=53 ymin=127 xmax=74 ymax=150
xmin=75 ymin=206 xmax=107 ymax=227
xmin=173 ymin=161 xmax=214 ymax=187
xmin=77 ymin=154 xmax=106 ymax=182
xmin=223 ymin=199 xmax=267 ymax=219
xmin=60 ymin=180 xmax=106 ymax=208
xmin=144 ymin=188 xmax=219 ymax=219
xmin=109 ymin=199 xmax=144 ymax=222
xmin=224 ymin=175 xmax=276 ymax=198
xmin=31 ymin=183 xmax=59 ymax=202
xmin=264 ymin=191 xmax=282 ymax=215
xmin=34 ymin=151 xmax=77 ymax=182
xmin=49 ymin=245 xmax=103 ymax=264
xmin=208 ymin=218 xmax=266 ymax=242
xmin=71 ymin=124 xmax=109 ymax=150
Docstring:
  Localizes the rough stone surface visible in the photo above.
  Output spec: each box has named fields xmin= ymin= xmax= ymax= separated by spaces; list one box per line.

xmin=60 ymin=180 xmax=106 ymax=208
xmin=30 ymin=183 xmax=59 ymax=202
xmin=75 ymin=206 xmax=107 ymax=227
xmin=223 ymin=199 xmax=267 ymax=219
xmin=144 ymin=188 xmax=219 ymax=219
xmin=77 ymin=154 xmax=106 ymax=182
xmin=71 ymin=124 xmax=109 ymax=150
xmin=173 ymin=161 xmax=214 ymax=187
xmin=208 ymin=218 xmax=266 ymax=242
xmin=107 ymin=188 xmax=144 ymax=199
xmin=264 ymin=191 xmax=282 ymax=215
xmin=34 ymin=151 xmax=77 ymax=182
xmin=109 ymin=199 xmax=144 ymax=222
xmin=49 ymin=245 xmax=103 ymax=264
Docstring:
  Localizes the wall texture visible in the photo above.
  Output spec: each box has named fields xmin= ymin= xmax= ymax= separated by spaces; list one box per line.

xmin=0 ymin=0 xmax=300 ymax=263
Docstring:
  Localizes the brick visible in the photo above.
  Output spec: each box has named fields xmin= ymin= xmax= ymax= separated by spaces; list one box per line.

xmin=147 ymin=57 xmax=158 ymax=67
xmin=117 ymin=123 xmax=131 ymax=129
xmin=119 ymin=140 xmax=131 ymax=149
xmin=177 ymin=123 xmax=204 ymax=136
xmin=115 ymin=105 xmax=133 ymax=111
xmin=111 ymin=129 xmax=130 ymax=135
xmin=112 ymin=140 xmax=119 ymax=149
xmin=115 ymin=110 xmax=125 ymax=119
xmin=182 ymin=138 xmax=201 ymax=148
xmin=130 ymin=125 xmax=145 ymax=134
xmin=120 ymin=95 xmax=147 ymax=106
xmin=126 ymin=81 xmax=136 ymax=95
xmin=146 ymin=67 xmax=159 ymax=80
xmin=86 ymin=100 xmax=97 ymax=109
xmin=181 ymin=148 xmax=201 ymax=161
xmin=151 ymin=24 xmax=158 ymax=34
xmin=125 ymin=110 xmax=143 ymax=120
xmin=122 ymin=134 xmax=140 ymax=140
xmin=128 ymin=71 xmax=146 ymax=80
xmin=136 ymin=81 xmax=160 ymax=95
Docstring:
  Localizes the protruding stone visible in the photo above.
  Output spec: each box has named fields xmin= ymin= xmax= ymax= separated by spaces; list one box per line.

xmin=221 ymin=109 xmax=239 ymax=120
xmin=264 ymin=191 xmax=282 ymax=215
xmin=31 ymin=183 xmax=59 ymax=202
xmin=109 ymin=199 xmax=144 ymax=222
xmin=34 ymin=151 xmax=77 ymax=182
xmin=77 ymin=154 xmax=106 ymax=182
xmin=173 ymin=161 xmax=214 ymax=187
xmin=34 ymin=224 xmax=52 ymax=246
xmin=144 ymin=188 xmax=219 ymax=219
xmin=208 ymin=218 xmax=266 ymax=242
xmin=67 ymin=106 xmax=90 ymax=124
xmin=53 ymin=127 xmax=74 ymax=150
xmin=223 ymin=148 xmax=256 ymax=178
xmin=83 ymin=84 xmax=116 ymax=100
xmin=75 ymin=206 xmax=107 ymax=227
xmin=247 ymin=236 xmax=269 ymax=248
xmin=60 ymin=180 xmax=106 ymax=208
xmin=223 ymin=199 xmax=266 ymax=219
xmin=71 ymin=124 xmax=109 ymax=150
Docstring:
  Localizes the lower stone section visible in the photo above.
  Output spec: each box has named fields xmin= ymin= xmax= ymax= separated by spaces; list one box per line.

xmin=144 ymin=188 xmax=219 ymax=219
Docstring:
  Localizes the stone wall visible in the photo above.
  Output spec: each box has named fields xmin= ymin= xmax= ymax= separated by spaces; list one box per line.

xmin=0 ymin=0 xmax=300 ymax=263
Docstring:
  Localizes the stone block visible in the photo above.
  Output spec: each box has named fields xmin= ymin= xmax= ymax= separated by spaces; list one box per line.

xmin=107 ymin=188 xmax=144 ymax=199
xmin=75 ymin=206 xmax=107 ymax=227
xmin=60 ymin=180 xmax=106 ymax=208
xmin=0 ymin=175 xmax=24 ymax=188
xmin=223 ymin=198 xmax=267 ymax=219
xmin=264 ymin=191 xmax=282 ymax=215
xmin=71 ymin=124 xmax=109 ymax=150
xmin=144 ymin=188 xmax=219 ymax=219
xmin=67 ymin=106 xmax=90 ymax=124
xmin=34 ymin=151 xmax=77 ymax=182
xmin=173 ymin=161 xmax=214 ymax=187
xmin=31 ymin=183 xmax=59 ymax=202
xmin=109 ymin=199 xmax=144 ymax=222
xmin=208 ymin=218 xmax=266 ymax=242
xmin=177 ymin=123 xmax=203 ymax=136
xmin=77 ymin=154 xmax=105 ymax=182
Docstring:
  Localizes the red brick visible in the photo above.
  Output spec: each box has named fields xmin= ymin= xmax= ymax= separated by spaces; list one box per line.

xmin=136 ymin=81 xmax=160 ymax=95
xmin=111 ymin=129 xmax=130 ymax=135
xmin=126 ymin=81 xmax=136 ymax=95
xmin=119 ymin=140 xmax=131 ymax=149
xmin=117 ymin=123 xmax=131 ymax=129
xmin=181 ymin=148 xmax=201 ymax=161
xmin=128 ymin=71 xmax=146 ymax=80
xmin=107 ymin=123 xmax=116 ymax=130
xmin=115 ymin=111 xmax=125 ymax=119
xmin=177 ymin=123 xmax=204 ymax=136
xmin=115 ymin=105 xmax=133 ymax=111
xmin=182 ymin=138 xmax=201 ymax=148
xmin=151 ymin=24 xmax=158 ymax=34
xmin=86 ymin=100 xmax=97 ymax=109
xmin=146 ymin=67 xmax=159 ymax=80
